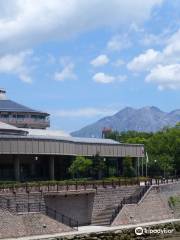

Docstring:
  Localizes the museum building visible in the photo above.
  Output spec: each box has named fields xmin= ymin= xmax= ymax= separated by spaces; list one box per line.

xmin=0 ymin=89 xmax=144 ymax=181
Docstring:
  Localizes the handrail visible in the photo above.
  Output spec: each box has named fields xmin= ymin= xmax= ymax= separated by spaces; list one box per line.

xmin=109 ymin=184 xmax=150 ymax=224
xmin=45 ymin=206 xmax=78 ymax=230
xmin=0 ymin=196 xmax=78 ymax=230
xmin=16 ymin=202 xmax=44 ymax=213
xmin=0 ymin=195 xmax=11 ymax=209
xmin=12 ymin=202 xmax=78 ymax=230
xmin=0 ymin=179 xmax=141 ymax=194
xmin=0 ymin=176 xmax=179 ymax=195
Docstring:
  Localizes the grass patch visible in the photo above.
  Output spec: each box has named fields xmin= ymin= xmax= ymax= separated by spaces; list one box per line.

xmin=169 ymin=196 xmax=180 ymax=207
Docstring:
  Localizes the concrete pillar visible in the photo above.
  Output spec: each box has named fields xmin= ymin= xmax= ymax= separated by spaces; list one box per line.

xmin=14 ymin=156 xmax=20 ymax=181
xmin=30 ymin=163 xmax=36 ymax=178
xmin=117 ymin=158 xmax=123 ymax=176
xmin=49 ymin=156 xmax=55 ymax=180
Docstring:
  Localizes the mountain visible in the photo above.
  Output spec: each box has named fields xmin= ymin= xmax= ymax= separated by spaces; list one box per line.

xmin=71 ymin=106 xmax=180 ymax=138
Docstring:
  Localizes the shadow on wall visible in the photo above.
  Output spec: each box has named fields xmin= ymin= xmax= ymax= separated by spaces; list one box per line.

xmin=44 ymin=192 xmax=95 ymax=226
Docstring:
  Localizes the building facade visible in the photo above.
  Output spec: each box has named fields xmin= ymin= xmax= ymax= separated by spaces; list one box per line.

xmin=0 ymin=89 xmax=49 ymax=129
xmin=0 ymin=89 xmax=144 ymax=181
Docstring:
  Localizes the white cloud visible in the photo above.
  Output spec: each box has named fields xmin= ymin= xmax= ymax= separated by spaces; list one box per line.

xmin=93 ymin=72 xmax=126 ymax=84
xmin=127 ymin=49 xmax=161 ymax=71
xmin=53 ymin=107 xmax=117 ymax=118
xmin=0 ymin=0 xmax=163 ymax=53
xmin=54 ymin=63 xmax=77 ymax=81
xmin=163 ymin=29 xmax=180 ymax=57
xmin=0 ymin=50 xmax=33 ymax=83
xmin=140 ymin=30 xmax=170 ymax=46
xmin=127 ymin=28 xmax=180 ymax=89
xmin=107 ymin=34 xmax=132 ymax=51
xmin=145 ymin=64 xmax=180 ymax=90
xmin=90 ymin=54 xmax=109 ymax=67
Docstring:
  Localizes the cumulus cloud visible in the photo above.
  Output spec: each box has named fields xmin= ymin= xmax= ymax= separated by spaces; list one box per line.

xmin=90 ymin=54 xmax=109 ymax=67
xmin=0 ymin=50 xmax=33 ymax=83
xmin=53 ymin=107 xmax=117 ymax=117
xmin=54 ymin=63 xmax=77 ymax=81
xmin=127 ymin=28 xmax=180 ymax=90
xmin=107 ymin=34 xmax=132 ymax=51
xmin=145 ymin=64 xmax=180 ymax=90
xmin=163 ymin=29 xmax=180 ymax=57
xmin=140 ymin=30 xmax=170 ymax=46
xmin=0 ymin=0 xmax=163 ymax=53
xmin=127 ymin=49 xmax=161 ymax=71
xmin=93 ymin=72 xmax=126 ymax=84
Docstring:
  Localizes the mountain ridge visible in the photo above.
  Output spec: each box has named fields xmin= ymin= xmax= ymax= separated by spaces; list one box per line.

xmin=71 ymin=106 xmax=180 ymax=138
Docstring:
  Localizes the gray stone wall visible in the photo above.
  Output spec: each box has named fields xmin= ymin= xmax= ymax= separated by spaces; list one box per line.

xmin=91 ymin=185 xmax=140 ymax=222
xmin=44 ymin=193 xmax=94 ymax=226
xmin=44 ymin=185 xmax=141 ymax=226
xmin=112 ymin=183 xmax=180 ymax=226
xmin=0 ymin=209 xmax=71 ymax=239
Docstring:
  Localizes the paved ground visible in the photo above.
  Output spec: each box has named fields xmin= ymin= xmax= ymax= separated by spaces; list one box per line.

xmin=3 ymin=218 xmax=180 ymax=240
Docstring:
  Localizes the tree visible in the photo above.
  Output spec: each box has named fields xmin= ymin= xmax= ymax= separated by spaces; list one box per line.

xmin=105 ymin=126 xmax=180 ymax=177
xmin=68 ymin=156 xmax=92 ymax=178
xmin=123 ymin=156 xmax=136 ymax=177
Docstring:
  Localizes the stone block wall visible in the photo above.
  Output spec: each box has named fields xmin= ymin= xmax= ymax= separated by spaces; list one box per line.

xmin=0 ymin=208 xmax=71 ymax=239
xmin=0 ymin=192 xmax=45 ymax=212
xmin=91 ymin=185 xmax=141 ymax=222
xmin=44 ymin=193 xmax=94 ymax=226
xmin=112 ymin=182 xmax=180 ymax=226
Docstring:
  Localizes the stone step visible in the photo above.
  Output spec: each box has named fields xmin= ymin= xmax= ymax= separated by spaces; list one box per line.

xmin=93 ymin=212 xmax=113 ymax=219
xmin=91 ymin=220 xmax=110 ymax=226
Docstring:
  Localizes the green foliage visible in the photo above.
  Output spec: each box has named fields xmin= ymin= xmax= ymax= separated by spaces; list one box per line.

xmin=0 ymin=177 xmax=142 ymax=188
xmin=123 ymin=156 xmax=136 ymax=177
xmin=105 ymin=126 xmax=180 ymax=177
xmin=169 ymin=196 xmax=180 ymax=207
xmin=105 ymin=130 xmax=153 ymax=144
xmin=68 ymin=156 xmax=92 ymax=178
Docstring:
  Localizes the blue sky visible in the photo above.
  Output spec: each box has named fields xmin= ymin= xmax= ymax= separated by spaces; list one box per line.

xmin=0 ymin=0 xmax=180 ymax=133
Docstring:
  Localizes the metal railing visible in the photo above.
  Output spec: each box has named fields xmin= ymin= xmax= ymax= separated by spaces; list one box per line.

xmin=16 ymin=202 xmax=44 ymax=213
xmin=110 ymin=184 xmax=150 ymax=224
xmin=45 ymin=206 xmax=78 ymax=230
xmin=0 ymin=179 xmax=140 ymax=194
xmin=0 ymin=198 xmax=78 ymax=230
xmin=0 ymin=177 xmax=179 ymax=194
xmin=0 ymin=195 xmax=11 ymax=210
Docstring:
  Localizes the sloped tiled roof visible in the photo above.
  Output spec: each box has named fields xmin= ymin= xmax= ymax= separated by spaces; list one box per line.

xmin=0 ymin=100 xmax=49 ymax=115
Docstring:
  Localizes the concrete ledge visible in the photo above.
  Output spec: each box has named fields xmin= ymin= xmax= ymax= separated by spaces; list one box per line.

xmin=4 ymin=218 xmax=180 ymax=240
xmin=44 ymin=190 xmax=96 ymax=196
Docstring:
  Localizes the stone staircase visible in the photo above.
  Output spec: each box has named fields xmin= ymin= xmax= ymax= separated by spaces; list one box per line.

xmin=91 ymin=185 xmax=142 ymax=226
xmin=112 ymin=186 xmax=174 ymax=226
xmin=91 ymin=205 xmax=115 ymax=226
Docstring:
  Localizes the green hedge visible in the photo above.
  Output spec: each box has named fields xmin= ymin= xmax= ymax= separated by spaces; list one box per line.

xmin=0 ymin=177 xmax=148 ymax=188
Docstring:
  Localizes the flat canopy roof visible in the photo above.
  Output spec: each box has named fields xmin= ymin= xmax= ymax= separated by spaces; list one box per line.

xmin=0 ymin=134 xmax=144 ymax=158
xmin=0 ymin=133 xmax=143 ymax=146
